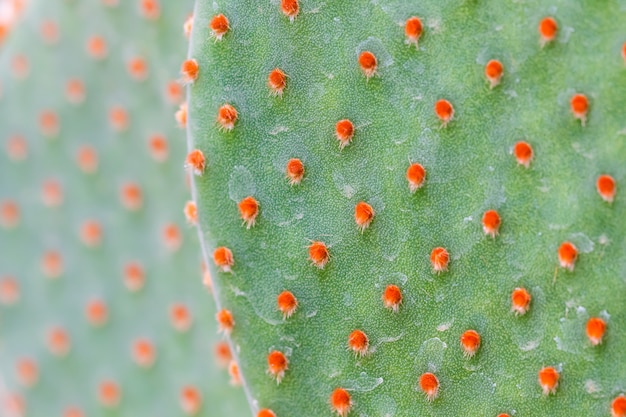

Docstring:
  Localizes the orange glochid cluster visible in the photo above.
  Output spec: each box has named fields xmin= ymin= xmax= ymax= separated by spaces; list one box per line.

xmin=460 ymin=329 xmax=481 ymax=357
xmin=354 ymin=201 xmax=374 ymax=232
xmin=238 ymin=196 xmax=259 ymax=229
xmin=558 ymin=241 xmax=578 ymax=272
xmin=286 ymin=158 xmax=304 ymax=185
xmin=586 ymin=317 xmax=606 ymax=346
xmin=570 ymin=93 xmax=589 ymax=126
xmin=484 ymin=59 xmax=503 ymax=88
xmin=15 ymin=358 xmax=38 ymax=387
xmin=217 ymin=104 xmax=238 ymax=131
xmin=613 ymin=395 xmax=626 ymax=417
xmin=404 ymin=16 xmax=423 ymax=48
xmin=406 ymin=162 xmax=426 ymax=192
xmin=209 ymin=14 xmax=229 ymax=40
xmin=169 ymin=303 xmax=192 ymax=332
xmin=596 ymin=174 xmax=616 ymax=203
xmin=257 ymin=409 xmax=276 ymax=417
xmin=98 ymin=380 xmax=121 ymax=408
xmin=430 ymin=247 xmax=449 ymax=273
xmin=511 ymin=287 xmax=531 ymax=316
xmin=85 ymin=299 xmax=108 ymax=327
xmin=308 ymin=241 xmax=329 ymax=269
xmin=123 ymin=262 xmax=144 ymax=292
xmin=280 ymin=0 xmax=299 ymax=22
xmin=513 ymin=141 xmax=533 ymax=168
xmin=358 ymin=51 xmax=377 ymax=79
xmin=267 ymin=350 xmax=288 ymax=383
xmin=216 ymin=308 xmax=234 ymax=334
xmin=180 ymin=385 xmax=202 ymax=415
xmin=120 ymin=183 xmax=142 ymax=211
xmin=185 ymin=149 xmax=205 ymax=176
xmin=538 ymin=17 xmax=558 ymax=46
xmin=348 ymin=329 xmax=369 ymax=357
xmin=330 ymin=388 xmax=351 ymax=417
xmin=213 ymin=246 xmax=234 ymax=272
xmin=132 ymin=338 xmax=156 ymax=368
xmin=139 ymin=0 xmax=160 ymax=20
xmin=382 ymin=284 xmax=402 ymax=312
xmin=419 ymin=372 xmax=439 ymax=401
xmin=482 ymin=209 xmax=501 ymax=238
xmin=335 ymin=119 xmax=355 ymax=149
xmin=184 ymin=201 xmax=198 ymax=225
xmin=180 ymin=59 xmax=199 ymax=84
xmin=538 ymin=366 xmax=559 ymax=395
xmin=434 ymin=99 xmax=454 ymax=127
xmin=268 ymin=68 xmax=287 ymax=96
xmin=127 ymin=57 xmax=148 ymax=81
xmin=277 ymin=290 xmax=298 ymax=319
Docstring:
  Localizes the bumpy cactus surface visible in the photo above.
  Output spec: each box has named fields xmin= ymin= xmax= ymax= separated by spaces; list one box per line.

xmin=187 ymin=1 xmax=626 ymax=416
xmin=0 ymin=1 xmax=247 ymax=416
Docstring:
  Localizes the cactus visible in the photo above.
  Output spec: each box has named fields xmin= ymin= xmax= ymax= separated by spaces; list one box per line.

xmin=186 ymin=1 xmax=626 ymax=416
xmin=0 ymin=1 xmax=248 ymax=416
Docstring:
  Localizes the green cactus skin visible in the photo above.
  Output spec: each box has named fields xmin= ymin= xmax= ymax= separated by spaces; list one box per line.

xmin=0 ymin=1 xmax=247 ymax=416
xmin=187 ymin=1 xmax=626 ymax=416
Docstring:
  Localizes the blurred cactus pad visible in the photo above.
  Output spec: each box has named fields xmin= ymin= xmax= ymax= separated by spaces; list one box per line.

xmin=186 ymin=0 xmax=626 ymax=416
xmin=0 ymin=1 xmax=248 ymax=416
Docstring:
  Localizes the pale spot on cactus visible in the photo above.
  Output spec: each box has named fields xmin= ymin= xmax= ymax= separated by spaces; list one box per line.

xmin=39 ymin=110 xmax=59 ymax=137
xmin=139 ymin=0 xmax=160 ymax=20
xmin=127 ymin=56 xmax=148 ymax=81
xmin=165 ymin=80 xmax=183 ymax=104
xmin=85 ymin=299 xmax=108 ymax=327
xmin=180 ymin=385 xmax=202 ymax=415
xmin=11 ymin=54 xmax=28 ymax=79
xmin=183 ymin=14 xmax=193 ymax=39
xmin=15 ymin=358 xmax=37 ymax=388
xmin=123 ymin=262 xmax=145 ymax=292
xmin=162 ymin=223 xmax=182 ymax=251
xmin=41 ymin=250 xmax=63 ymax=279
xmin=148 ymin=133 xmax=168 ymax=162
xmin=132 ymin=338 xmax=156 ymax=368
xmin=417 ymin=338 xmax=446 ymax=371
xmin=86 ymin=35 xmax=107 ymax=59
xmin=109 ymin=106 xmax=129 ymax=132
xmin=63 ymin=407 xmax=84 ymax=417
xmin=6 ymin=134 xmax=27 ymax=161
xmin=40 ymin=19 xmax=59 ymax=44
xmin=120 ymin=183 xmax=143 ymax=211
xmin=80 ymin=220 xmax=102 ymax=247
xmin=228 ymin=360 xmax=241 ymax=386
xmin=46 ymin=326 xmax=70 ymax=356
xmin=170 ymin=303 xmax=192 ymax=332
xmin=0 ymin=276 xmax=19 ymax=305
xmin=214 ymin=341 xmax=232 ymax=368
xmin=343 ymin=372 xmax=384 ymax=392
xmin=41 ymin=178 xmax=63 ymax=207
xmin=65 ymin=78 xmax=85 ymax=104
xmin=175 ymin=102 xmax=188 ymax=128
xmin=184 ymin=201 xmax=197 ymax=225
xmin=0 ymin=199 xmax=19 ymax=228
xmin=98 ymin=379 xmax=121 ymax=408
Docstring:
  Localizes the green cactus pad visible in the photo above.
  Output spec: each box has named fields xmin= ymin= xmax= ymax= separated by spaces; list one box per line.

xmin=0 ymin=1 xmax=247 ymax=416
xmin=187 ymin=1 xmax=626 ymax=416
